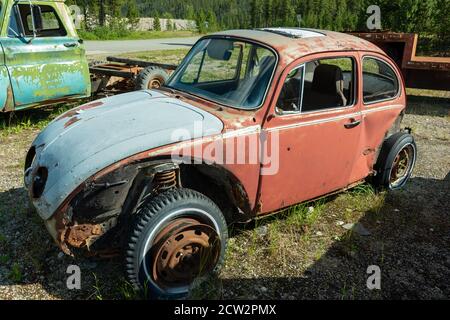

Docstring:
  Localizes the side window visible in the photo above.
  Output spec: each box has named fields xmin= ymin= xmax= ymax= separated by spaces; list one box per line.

xmin=8 ymin=6 xmax=23 ymax=37
xmin=276 ymin=66 xmax=304 ymax=112
xmin=277 ymin=57 xmax=355 ymax=114
xmin=8 ymin=4 xmax=67 ymax=38
xmin=363 ymin=57 xmax=399 ymax=104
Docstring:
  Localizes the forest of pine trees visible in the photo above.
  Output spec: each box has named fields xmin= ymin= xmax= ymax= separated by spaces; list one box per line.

xmin=67 ymin=0 xmax=449 ymax=49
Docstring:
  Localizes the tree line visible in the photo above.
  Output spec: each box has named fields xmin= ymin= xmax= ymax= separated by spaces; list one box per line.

xmin=67 ymin=0 xmax=449 ymax=50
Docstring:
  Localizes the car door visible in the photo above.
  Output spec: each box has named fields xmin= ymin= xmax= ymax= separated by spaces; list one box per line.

xmin=1 ymin=1 xmax=90 ymax=110
xmin=258 ymin=53 xmax=363 ymax=214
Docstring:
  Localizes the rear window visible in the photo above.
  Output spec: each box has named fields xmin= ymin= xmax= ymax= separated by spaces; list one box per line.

xmin=363 ymin=57 xmax=399 ymax=104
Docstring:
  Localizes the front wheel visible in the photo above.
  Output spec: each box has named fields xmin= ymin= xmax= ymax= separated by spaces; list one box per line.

xmin=126 ymin=188 xmax=228 ymax=299
xmin=374 ymin=132 xmax=417 ymax=190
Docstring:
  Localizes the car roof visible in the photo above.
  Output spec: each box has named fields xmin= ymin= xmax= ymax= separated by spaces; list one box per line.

xmin=211 ymin=28 xmax=385 ymax=64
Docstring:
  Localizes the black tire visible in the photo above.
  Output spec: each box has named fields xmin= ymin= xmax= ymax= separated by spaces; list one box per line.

xmin=126 ymin=188 xmax=228 ymax=299
xmin=374 ymin=132 xmax=417 ymax=190
xmin=135 ymin=66 xmax=169 ymax=90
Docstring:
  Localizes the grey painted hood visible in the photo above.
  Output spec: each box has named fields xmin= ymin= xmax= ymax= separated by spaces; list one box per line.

xmin=29 ymin=90 xmax=224 ymax=220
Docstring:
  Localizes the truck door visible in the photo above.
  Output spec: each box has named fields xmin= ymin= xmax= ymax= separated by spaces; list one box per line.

xmin=1 ymin=2 xmax=90 ymax=110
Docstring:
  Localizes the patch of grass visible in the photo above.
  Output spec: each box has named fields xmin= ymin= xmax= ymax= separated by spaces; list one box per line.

xmin=9 ymin=263 xmax=23 ymax=282
xmin=338 ymin=231 xmax=359 ymax=256
xmin=284 ymin=199 xmax=325 ymax=229
xmin=117 ymin=279 xmax=141 ymax=300
xmin=0 ymin=254 xmax=10 ymax=265
xmin=341 ymin=184 xmax=386 ymax=215
xmin=340 ymin=282 xmax=357 ymax=300
xmin=90 ymin=273 xmax=104 ymax=301
xmin=0 ymin=233 xmax=6 ymax=244
xmin=90 ymin=49 xmax=190 ymax=66
xmin=0 ymin=102 xmax=83 ymax=137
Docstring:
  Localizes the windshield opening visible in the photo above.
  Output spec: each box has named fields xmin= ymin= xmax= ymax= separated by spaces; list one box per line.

xmin=166 ymin=38 xmax=277 ymax=110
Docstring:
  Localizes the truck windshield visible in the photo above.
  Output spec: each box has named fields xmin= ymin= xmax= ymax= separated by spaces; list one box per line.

xmin=166 ymin=38 xmax=277 ymax=110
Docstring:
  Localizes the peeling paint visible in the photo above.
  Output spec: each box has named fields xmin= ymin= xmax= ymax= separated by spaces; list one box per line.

xmin=0 ymin=1 xmax=91 ymax=112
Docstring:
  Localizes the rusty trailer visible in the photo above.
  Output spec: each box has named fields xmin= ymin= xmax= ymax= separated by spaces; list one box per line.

xmin=89 ymin=57 xmax=178 ymax=96
xmin=348 ymin=32 xmax=450 ymax=91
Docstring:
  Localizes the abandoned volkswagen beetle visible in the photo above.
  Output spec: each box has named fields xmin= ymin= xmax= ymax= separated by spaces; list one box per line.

xmin=24 ymin=28 xmax=417 ymax=298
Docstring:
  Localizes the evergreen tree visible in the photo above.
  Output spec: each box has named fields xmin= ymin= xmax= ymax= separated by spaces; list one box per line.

xmin=70 ymin=0 xmax=448 ymax=53
xmin=126 ymin=1 xmax=140 ymax=28
xmin=264 ymin=0 xmax=274 ymax=27
xmin=206 ymin=10 xmax=219 ymax=32
xmin=153 ymin=15 xmax=161 ymax=31
xmin=250 ymin=0 xmax=263 ymax=28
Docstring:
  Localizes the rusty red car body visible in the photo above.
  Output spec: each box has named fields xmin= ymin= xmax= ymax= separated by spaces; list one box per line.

xmin=25 ymin=28 xmax=415 ymax=297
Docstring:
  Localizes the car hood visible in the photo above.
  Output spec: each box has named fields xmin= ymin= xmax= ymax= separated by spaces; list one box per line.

xmin=29 ymin=90 xmax=224 ymax=220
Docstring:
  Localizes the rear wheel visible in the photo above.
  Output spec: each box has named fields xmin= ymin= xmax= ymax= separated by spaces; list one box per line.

xmin=126 ymin=188 xmax=228 ymax=299
xmin=374 ymin=132 xmax=417 ymax=190
xmin=135 ymin=66 xmax=169 ymax=90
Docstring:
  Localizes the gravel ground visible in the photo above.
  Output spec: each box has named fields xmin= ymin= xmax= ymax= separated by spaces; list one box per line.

xmin=0 ymin=91 xmax=449 ymax=300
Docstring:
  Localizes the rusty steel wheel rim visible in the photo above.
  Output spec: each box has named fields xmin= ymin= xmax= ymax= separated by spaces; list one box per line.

xmin=389 ymin=144 xmax=415 ymax=188
xmin=144 ymin=214 xmax=221 ymax=292
xmin=148 ymin=78 xmax=163 ymax=89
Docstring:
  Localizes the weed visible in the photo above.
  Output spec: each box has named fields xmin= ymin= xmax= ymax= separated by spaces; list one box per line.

xmin=9 ymin=263 xmax=23 ymax=282
xmin=267 ymin=221 xmax=281 ymax=257
xmin=0 ymin=254 xmax=10 ymax=265
xmin=91 ymin=273 xmax=103 ymax=300
xmin=118 ymin=279 xmax=140 ymax=300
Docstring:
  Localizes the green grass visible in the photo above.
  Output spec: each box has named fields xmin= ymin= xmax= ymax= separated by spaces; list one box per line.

xmin=112 ymin=49 xmax=188 ymax=64
xmin=0 ymin=254 xmax=9 ymax=265
xmin=116 ymin=279 xmax=141 ymax=300
xmin=9 ymin=263 xmax=23 ymax=283
xmin=284 ymin=200 xmax=325 ymax=228
xmin=91 ymin=273 xmax=104 ymax=300
xmin=0 ymin=102 xmax=84 ymax=137
xmin=0 ymin=233 xmax=6 ymax=244
xmin=79 ymin=29 xmax=199 ymax=41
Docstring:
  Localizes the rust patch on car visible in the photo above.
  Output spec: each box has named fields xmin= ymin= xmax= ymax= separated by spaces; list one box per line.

xmin=2 ymin=86 xmax=15 ymax=112
xmin=64 ymin=117 xmax=81 ymax=128
xmin=64 ymin=224 xmax=104 ymax=248
xmin=57 ymin=101 xmax=104 ymax=121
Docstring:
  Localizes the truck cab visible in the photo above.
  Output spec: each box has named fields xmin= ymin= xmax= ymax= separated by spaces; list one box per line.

xmin=0 ymin=0 xmax=90 ymax=112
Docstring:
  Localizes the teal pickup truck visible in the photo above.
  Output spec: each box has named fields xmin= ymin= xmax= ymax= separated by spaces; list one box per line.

xmin=0 ymin=0 xmax=174 ymax=112
xmin=0 ymin=0 xmax=91 ymax=112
